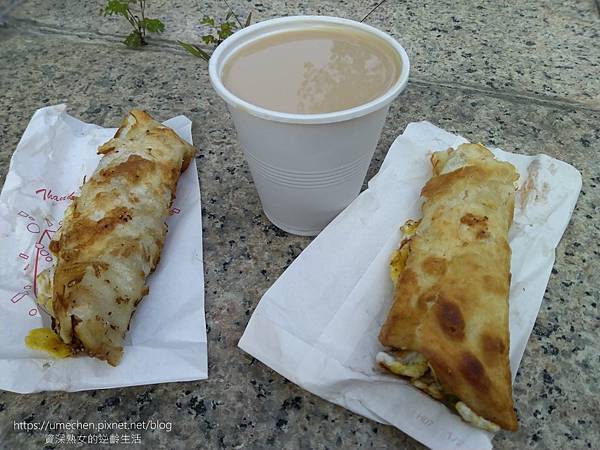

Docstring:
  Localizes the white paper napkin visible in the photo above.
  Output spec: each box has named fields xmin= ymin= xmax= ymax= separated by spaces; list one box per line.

xmin=239 ymin=122 xmax=582 ymax=450
xmin=0 ymin=105 xmax=207 ymax=393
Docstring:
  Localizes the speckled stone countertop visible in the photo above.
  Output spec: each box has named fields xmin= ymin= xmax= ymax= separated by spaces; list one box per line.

xmin=0 ymin=1 xmax=598 ymax=449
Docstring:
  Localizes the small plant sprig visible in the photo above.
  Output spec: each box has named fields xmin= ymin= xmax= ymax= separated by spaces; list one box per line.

xmin=102 ymin=0 xmax=165 ymax=48
xmin=178 ymin=5 xmax=252 ymax=62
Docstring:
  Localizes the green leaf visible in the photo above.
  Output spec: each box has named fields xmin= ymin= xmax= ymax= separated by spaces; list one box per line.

xmin=177 ymin=41 xmax=210 ymax=61
xmin=124 ymin=31 xmax=143 ymax=48
xmin=244 ymin=11 xmax=252 ymax=28
xmin=142 ymin=17 xmax=165 ymax=33
xmin=201 ymin=16 xmax=215 ymax=26
xmin=201 ymin=34 xmax=216 ymax=44
xmin=103 ymin=0 xmax=130 ymax=17
xmin=217 ymin=22 xmax=235 ymax=40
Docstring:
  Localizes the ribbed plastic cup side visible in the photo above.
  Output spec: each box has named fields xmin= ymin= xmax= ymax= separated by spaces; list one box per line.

xmin=229 ymin=106 xmax=390 ymax=235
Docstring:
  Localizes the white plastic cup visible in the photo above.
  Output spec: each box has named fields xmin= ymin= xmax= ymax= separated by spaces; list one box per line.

xmin=209 ymin=16 xmax=410 ymax=236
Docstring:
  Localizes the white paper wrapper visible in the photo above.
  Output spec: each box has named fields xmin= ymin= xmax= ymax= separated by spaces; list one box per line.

xmin=0 ymin=105 xmax=207 ymax=393
xmin=239 ymin=122 xmax=582 ymax=450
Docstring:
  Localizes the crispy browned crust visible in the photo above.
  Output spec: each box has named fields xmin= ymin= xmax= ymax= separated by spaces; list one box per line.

xmin=379 ymin=143 xmax=519 ymax=431
xmin=49 ymin=110 xmax=196 ymax=366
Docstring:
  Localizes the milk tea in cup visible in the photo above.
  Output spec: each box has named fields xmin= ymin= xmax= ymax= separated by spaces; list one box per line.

xmin=209 ymin=17 xmax=410 ymax=235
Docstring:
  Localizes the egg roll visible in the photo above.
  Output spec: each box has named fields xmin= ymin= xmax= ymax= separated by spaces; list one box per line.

xmin=37 ymin=110 xmax=195 ymax=366
xmin=378 ymin=143 xmax=519 ymax=431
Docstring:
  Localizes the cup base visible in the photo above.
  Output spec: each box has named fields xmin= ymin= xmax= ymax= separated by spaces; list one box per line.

xmin=263 ymin=208 xmax=323 ymax=237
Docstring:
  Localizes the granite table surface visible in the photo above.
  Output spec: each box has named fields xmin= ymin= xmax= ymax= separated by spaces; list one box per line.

xmin=0 ymin=0 xmax=598 ymax=449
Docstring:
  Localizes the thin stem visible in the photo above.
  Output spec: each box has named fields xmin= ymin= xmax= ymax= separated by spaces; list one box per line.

xmin=139 ymin=0 xmax=146 ymax=38
xmin=360 ymin=0 xmax=389 ymax=23
xmin=125 ymin=6 xmax=145 ymax=43
xmin=222 ymin=0 xmax=244 ymax=28
xmin=124 ymin=8 xmax=138 ymax=31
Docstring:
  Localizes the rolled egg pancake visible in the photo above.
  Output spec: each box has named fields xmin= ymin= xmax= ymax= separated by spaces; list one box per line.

xmin=33 ymin=110 xmax=195 ymax=366
xmin=378 ymin=143 xmax=519 ymax=431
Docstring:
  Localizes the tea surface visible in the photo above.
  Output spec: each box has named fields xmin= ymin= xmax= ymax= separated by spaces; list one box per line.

xmin=221 ymin=26 xmax=401 ymax=114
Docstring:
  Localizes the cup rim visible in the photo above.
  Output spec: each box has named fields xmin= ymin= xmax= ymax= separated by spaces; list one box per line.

xmin=208 ymin=15 xmax=410 ymax=125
